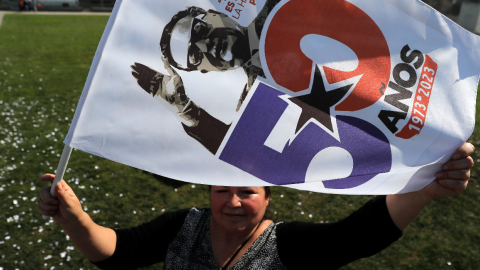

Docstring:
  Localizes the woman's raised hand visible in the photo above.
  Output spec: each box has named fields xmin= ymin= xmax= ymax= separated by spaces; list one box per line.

xmin=424 ymin=142 xmax=475 ymax=200
xmin=37 ymin=174 xmax=86 ymax=226
xmin=386 ymin=142 xmax=474 ymax=231
xmin=37 ymin=174 xmax=116 ymax=262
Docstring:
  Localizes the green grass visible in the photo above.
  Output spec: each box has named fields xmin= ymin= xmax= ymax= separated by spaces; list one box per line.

xmin=1 ymin=14 xmax=480 ymax=270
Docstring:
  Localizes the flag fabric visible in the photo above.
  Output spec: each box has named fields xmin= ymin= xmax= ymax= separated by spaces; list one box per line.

xmin=65 ymin=0 xmax=480 ymax=194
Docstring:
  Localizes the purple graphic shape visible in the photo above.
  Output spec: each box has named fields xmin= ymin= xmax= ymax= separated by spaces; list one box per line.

xmin=219 ymin=83 xmax=392 ymax=189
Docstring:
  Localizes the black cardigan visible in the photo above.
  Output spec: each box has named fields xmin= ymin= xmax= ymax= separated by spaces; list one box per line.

xmin=93 ymin=196 xmax=402 ymax=270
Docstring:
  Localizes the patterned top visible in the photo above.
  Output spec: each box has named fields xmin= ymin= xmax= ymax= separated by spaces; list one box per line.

xmin=92 ymin=196 xmax=402 ymax=270
xmin=165 ymin=208 xmax=288 ymax=270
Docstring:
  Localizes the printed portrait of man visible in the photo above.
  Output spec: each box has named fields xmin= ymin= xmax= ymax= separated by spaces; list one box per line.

xmin=131 ymin=1 xmax=281 ymax=154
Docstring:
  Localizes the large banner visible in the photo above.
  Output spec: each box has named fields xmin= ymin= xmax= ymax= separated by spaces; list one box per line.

xmin=65 ymin=0 xmax=480 ymax=194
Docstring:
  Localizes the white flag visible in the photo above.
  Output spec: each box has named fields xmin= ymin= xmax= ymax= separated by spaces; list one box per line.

xmin=65 ymin=0 xmax=480 ymax=194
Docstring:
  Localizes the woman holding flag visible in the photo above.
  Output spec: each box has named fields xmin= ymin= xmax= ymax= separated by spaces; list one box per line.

xmin=37 ymin=143 xmax=474 ymax=269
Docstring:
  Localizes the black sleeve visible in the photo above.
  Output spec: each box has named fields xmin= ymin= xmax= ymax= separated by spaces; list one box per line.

xmin=92 ymin=208 xmax=191 ymax=270
xmin=276 ymin=196 xmax=403 ymax=270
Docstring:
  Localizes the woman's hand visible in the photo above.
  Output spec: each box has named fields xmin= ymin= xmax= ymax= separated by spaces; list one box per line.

xmin=387 ymin=142 xmax=475 ymax=231
xmin=37 ymin=173 xmax=86 ymax=226
xmin=423 ymin=142 xmax=475 ymax=200
xmin=37 ymin=174 xmax=117 ymax=262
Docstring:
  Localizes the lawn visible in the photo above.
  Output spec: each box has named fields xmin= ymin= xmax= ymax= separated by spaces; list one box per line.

xmin=0 ymin=14 xmax=479 ymax=270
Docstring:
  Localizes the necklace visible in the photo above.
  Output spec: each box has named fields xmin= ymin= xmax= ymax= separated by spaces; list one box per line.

xmin=221 ymin=218 xmax=264 ymax=270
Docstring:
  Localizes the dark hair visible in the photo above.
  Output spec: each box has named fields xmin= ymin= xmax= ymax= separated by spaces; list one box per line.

xmin=160 ymin=6 xmax=207 ymax=71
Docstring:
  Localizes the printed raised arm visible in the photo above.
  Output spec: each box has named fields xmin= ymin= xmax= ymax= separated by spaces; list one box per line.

xmin=130 ymin=60 xmax=231 ymax=154
xmin=131 ymin=59 xmax=189 ymax=113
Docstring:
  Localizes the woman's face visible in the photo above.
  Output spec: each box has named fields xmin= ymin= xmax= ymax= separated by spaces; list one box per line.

xmin=210 ymin=186 xmax=269 ymax=234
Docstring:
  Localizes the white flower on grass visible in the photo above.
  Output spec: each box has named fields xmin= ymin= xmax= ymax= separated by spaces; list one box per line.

xmin=44 ymin=255 xmax=52 ymax=260
xmin=60 ymin=251 xmax=66 ymax=258
xmin=191 ymin=185 xmax=195 ymax=188
xmin=5 ymin=236 xmax=10 ymax=240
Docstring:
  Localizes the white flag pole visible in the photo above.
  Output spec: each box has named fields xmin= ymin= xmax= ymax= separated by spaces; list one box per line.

xmin=43 ymin=144 xmax=73 ymax=219
xmin=49 ymin=144 xmax=73 ymax=197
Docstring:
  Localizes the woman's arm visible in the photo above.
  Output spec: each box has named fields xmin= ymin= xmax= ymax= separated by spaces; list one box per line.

xmin=386 ymin=142 xmax=474 ymax=230
xmin=36 ymin=174 xmax=116 ymax=262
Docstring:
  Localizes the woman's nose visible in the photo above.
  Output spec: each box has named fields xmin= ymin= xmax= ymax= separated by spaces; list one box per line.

xmin=227 ymin=193 xmax=241 ymax=207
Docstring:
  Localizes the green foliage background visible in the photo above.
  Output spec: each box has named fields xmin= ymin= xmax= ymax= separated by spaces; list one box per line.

xmin=0 ymin=14 xmax=479 ymax=270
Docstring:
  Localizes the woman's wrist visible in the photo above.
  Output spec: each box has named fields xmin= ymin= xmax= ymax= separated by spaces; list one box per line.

xmin=386 ymin=190 xmax=433 ymax=231
xmin=60 ymin=211 xmax=94 ymax=236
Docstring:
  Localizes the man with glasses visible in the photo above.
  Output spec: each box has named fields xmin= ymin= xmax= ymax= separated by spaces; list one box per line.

xmin=131 ymin=2 xmax=280 ymax=154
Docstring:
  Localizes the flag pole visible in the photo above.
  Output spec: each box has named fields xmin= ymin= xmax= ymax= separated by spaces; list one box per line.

xmin=50 ymin=144 xmax=73 ymax=196
xmin=43 ymin=144 xmax=72 ymax=219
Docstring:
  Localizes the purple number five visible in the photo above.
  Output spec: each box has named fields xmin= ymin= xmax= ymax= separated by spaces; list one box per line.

xmin=219 ymin=83 xmax=392 ymax=189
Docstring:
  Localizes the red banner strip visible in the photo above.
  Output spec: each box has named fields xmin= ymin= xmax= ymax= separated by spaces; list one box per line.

xmin=395 ymin=55 xmax=438 ymax=139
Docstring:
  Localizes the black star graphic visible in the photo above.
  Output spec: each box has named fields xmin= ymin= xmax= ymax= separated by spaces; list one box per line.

xmin=289 ymin=65 xmax=351 ymax=133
